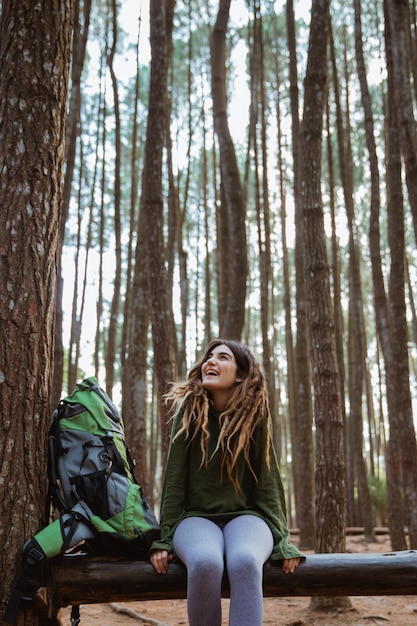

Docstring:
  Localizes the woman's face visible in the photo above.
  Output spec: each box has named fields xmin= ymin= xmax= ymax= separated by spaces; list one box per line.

xmin=201 ymin=344 xmax=240 ymax=407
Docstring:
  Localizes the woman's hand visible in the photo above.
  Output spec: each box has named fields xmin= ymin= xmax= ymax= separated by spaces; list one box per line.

xmin=281 ymin=557 xmax=300 ymax=574
xmin=150 ymin=549 xmax=173 ymax=574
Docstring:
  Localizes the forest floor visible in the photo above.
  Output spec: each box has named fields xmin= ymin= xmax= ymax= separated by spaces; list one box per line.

xmin=59 ymin=533 xmax=417 ymax=626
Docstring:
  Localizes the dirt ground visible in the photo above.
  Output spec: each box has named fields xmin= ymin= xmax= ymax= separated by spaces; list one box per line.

xmin=59 ymin=534 xmax=417 ymax=626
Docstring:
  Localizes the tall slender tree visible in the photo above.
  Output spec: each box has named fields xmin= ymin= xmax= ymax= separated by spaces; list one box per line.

xmin=331 ymin=22 xmax=375 ymax=539
xmin=385 ymin=0 xmax=417 ymax=244
xmin=53 ymin=0 xmax=91 ymax=405
xmin=121 ymin=25 xmax=151 ymax=498
xmin=287 ymin=0 xmax=315 ymax=549
xmin=211 ymin=0 xmax=248 ymax=339
xmin=123 ymin=205 xmax=152 ymax=498
xmin=384 ymin=0 xmax=417 ymax=549
xmin=299 ymin=0 xmax=349 ymax=610
xmin=105 ymin=0 xmax=122 ymax=397
xmin=142 ymin=0 xmax=178 ymax=461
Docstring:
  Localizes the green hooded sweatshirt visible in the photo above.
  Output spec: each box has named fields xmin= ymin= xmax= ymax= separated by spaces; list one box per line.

xmin=151 ymin=409 xmax=304 ymax=564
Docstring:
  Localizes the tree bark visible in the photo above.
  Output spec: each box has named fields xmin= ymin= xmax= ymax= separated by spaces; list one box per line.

xmin=385 ymin=0 xmax=417 ymax=245
xmin=299 ymin=0 xmax=349 ymax=611
xmin=211 ymin=0 xmax=248 ymax=340
xmin=53 ymin=0 xmax=91 ymax=406
xmin=331 ymin=19 xmax=375 ymax=541
xmin=386 ymin=0 xmax=417 ymax=548
xmin=286 ymin=0 xmax=315 ymax=550
xmin=42 ymin=551 xmax=417 ymax=612
xmin=385 ymin=0 xmax=417 ymax=549
xmin=143 ymin=0 xmax=178 ymax=462
xmin=123 ymin=205 xmax=152 ymax=501
xmin=121 ymin=38 xmax=151 ymax=501
xmin=105 ymin=0 xmax=122 ymax=398
xmin=0 ymin=1 xmax=74 ymax=623
xmin=354 ymin=0 xmax=407 ymax=550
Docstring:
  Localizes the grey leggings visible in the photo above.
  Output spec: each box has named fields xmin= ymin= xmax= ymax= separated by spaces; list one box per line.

xmin=173 ymin=515 xmax=274 ymax=626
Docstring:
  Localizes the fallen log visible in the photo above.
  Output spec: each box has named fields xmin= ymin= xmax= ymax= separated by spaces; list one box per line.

xmin=289 ymin=526 xmax=392 ymax=536
xmin=39 ymin=549 xmax=417 ymax=616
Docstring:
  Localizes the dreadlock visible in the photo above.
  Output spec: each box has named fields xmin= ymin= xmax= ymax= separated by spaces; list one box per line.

xmin=164 ymin=339 xmax=271 ymax=493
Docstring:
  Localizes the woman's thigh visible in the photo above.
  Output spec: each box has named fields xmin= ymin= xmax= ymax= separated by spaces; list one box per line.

xmin=223 ymin=515 xmax=274 ymax=566
xmin=173 ymin=516 xmax=225 ymax=566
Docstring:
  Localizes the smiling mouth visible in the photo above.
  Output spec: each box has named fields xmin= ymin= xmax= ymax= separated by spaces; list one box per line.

xmin=205 ymin=370 xmax=218 ymax=377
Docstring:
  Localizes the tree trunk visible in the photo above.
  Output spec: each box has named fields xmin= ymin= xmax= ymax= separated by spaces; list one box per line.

xmin=105 ymin=0 xmax=122 ymax=398
xmin=202 ymin=106 xmax=213 ymax=347
xmin=53 ymin=0 xmax=91 ymax=406
xmin=385 ymin=0 xmax=417 ymax=245
xmin=123 ymin=205 xmax=152 ymax=501
xmin=0 ymin=1 xmax=74 ymax=623
xmin=120 ymin=34 xmax=151 ymax=500
xmin=286 ymin=0 xmax=315 ymax=550
xmin=299 ymin=0 xmax=349 ymax=611
xmin=325 ymin=97 xmax=350 ymax=527
xmin=143 ymin=0 xmax=178 ymax=462
xmin=386 ymin=0 xmax=417 ymax=548
xmin=120 ymin=31 xmax=141 ymax=401
xmin=385 ymin=0 xmax=417 ymax=549
xmin=43 ymin=551 xmax=417 ymax=611
xmin=67 ymin=178 xmax=86 ymax=392
xmin=354 ymin=0 xmax=407 ymax=550
xmin=95 ymin=105 xmax=108 ymax=378
xmin=331 ymin=21 xmax=375 ymax=541
xmin=211 ymin=0 xmax=248 ymax=340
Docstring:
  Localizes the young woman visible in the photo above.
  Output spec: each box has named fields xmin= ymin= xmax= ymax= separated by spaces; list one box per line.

xmin=150 ymin=339 xmax=304 ymax=626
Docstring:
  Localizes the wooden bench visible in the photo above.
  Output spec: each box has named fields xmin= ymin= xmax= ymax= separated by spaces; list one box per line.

xmin=37 ymin=550 xmax=417 ymax=620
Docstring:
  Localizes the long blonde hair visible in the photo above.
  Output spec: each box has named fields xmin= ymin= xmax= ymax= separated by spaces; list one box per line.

xmin=164 ymin=339 xmax=271 ymax=491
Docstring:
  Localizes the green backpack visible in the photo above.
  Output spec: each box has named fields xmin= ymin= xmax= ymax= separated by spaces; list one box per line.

xmin=4 ymin=377 xmax=160 ymax=624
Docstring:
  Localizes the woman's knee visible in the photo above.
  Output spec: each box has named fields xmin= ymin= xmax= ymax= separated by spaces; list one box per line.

xmin=187 ymin=553 xmax=224 ymax=579
xmin=226 ymin=549 xmax=262 ymax=580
